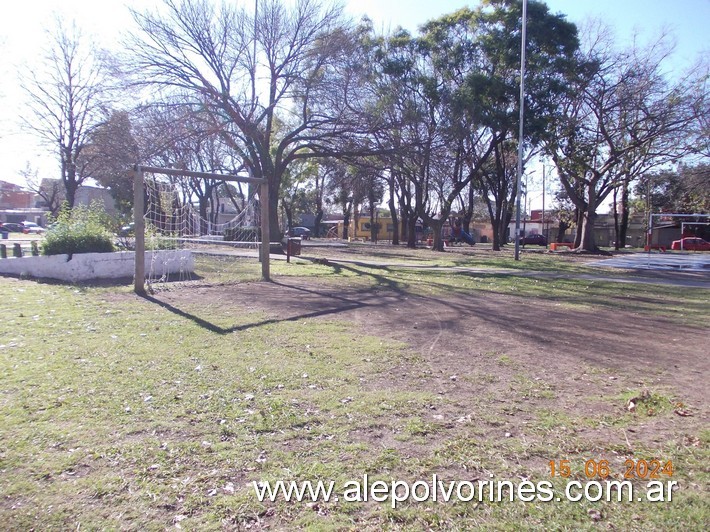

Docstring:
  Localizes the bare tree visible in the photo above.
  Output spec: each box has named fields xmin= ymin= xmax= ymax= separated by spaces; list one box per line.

xmin=19 ymin=163 xmax=63 ymax=217
xmin=21 ymin=18 xmax=111 ymax=209
xmin=125 ymin=0 xmax=372 ymax=241
xmin=545 ymin=26 xmax=703 ymax=251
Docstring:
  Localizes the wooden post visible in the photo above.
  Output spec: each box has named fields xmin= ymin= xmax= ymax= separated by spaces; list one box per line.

xmin=134 ymin=167 xmax=146 ymax=294
xmin=260 ymin=179 xmax=270 ymax=281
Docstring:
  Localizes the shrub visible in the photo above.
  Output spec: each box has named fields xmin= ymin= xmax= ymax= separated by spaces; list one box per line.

xmin=146 ymin=226 xmax=179 ymax=250
xmin=42 ymin=203 xmax=115 ymax=256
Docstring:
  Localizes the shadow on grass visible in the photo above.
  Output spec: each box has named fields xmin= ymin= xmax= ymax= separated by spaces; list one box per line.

xmin=137 ymin=257 xmax=707 ymax=351
xmin=137 ymin=262 xmax=413 ymax=334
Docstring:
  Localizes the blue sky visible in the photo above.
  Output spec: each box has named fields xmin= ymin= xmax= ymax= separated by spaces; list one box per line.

xmin=1 ymin=0 xmax=707 ymax=187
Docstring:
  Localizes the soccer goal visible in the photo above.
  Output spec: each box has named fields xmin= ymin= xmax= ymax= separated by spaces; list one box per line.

xmin=647 ymin=213 xmax=710 ymax=251
xmin=131 ymin=165 xmax=271 ymax=294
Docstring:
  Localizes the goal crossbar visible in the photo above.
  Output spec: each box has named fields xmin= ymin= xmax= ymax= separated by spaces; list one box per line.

xmin=135 ymin=165 xmax=266 ymax=185
xmin=132 ymin=164 xmax=271 ymax=294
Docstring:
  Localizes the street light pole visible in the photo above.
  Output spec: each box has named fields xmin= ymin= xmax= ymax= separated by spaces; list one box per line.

xmin=514 ymin=0 xmax=528 ymax=261
xmin=542 ymin=163 xmax=546 ymax=246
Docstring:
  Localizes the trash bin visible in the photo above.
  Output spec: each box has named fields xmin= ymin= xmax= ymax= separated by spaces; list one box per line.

xmin=1 ymin=231 xmax=8 ymax=240
xmin=288 ymin=237 xmax=302 ymax=256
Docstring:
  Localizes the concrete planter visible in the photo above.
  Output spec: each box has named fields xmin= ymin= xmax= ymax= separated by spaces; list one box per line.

xmin=0 ymin=250 xmax=194 ymax=282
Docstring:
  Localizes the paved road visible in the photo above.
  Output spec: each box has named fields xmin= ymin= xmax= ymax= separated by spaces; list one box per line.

xmin=590 ymin=252 xmax=710 ymax=272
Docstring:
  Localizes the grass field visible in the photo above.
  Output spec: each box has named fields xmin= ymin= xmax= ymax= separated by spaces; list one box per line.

xmin=0 ymin=245 xmax=707 ymax=530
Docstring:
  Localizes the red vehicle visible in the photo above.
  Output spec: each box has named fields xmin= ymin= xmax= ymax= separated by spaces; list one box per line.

xmin=670 ymin=237 xmax=710 ymax=251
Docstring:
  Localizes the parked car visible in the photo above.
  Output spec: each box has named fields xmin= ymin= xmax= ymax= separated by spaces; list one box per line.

xmin=21 ymin=221 xmax=46 ymax=234
xmin=118 ymin=223 xmax=135 ymax=237
xmin=287 ymin=227 xmax=311 ymax=240
xmin=670 ymin=237 xmax=710 ymax=251
xmin=519 ymin=233 xmax=547 ymax=246
xmin=1 ymin=222 xmax=25 ymax=233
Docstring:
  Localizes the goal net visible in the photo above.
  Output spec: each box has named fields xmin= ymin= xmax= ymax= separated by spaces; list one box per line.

xmin=133 ymin=167 xmax=271 ymax=292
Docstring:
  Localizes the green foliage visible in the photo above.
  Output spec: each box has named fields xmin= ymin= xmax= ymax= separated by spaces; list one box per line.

xmin=145 ymin=225 xmax=180 ymax=250
xmin=42 ymin=202 xmax=115 ymax=256
xmin=634 ymin=164 xmax=710 ymax=215
xmin=84 ymin=111 xmax=139 ymax=217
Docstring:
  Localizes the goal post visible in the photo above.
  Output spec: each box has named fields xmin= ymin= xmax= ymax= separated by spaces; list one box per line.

xmin=133 ymin=167 xmax=146 ymax=294
xmin=132 ymin=165 xmax=271 ymax=294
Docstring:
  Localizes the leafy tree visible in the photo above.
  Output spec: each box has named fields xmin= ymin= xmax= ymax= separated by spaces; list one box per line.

xmin=83 ymin=111 xmax=140 ymax=217
xmin=634 ymin=163 xmax=710 ymax=216
xmin=280 ymin=159 xmax=318 ymax=232
xmin=461 ymin=0 xmax=579 ymax=249
xmin=370 ymin=1 xmax=578 ymax=251
xmin=545 ymin=26 xmax=704 ymax=251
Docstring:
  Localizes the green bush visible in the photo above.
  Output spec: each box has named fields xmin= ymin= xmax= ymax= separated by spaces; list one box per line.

xmin=42 ymin=203 xmax=116 ymax=256
xmin=146 ymin=225 xmax=179 ymax=250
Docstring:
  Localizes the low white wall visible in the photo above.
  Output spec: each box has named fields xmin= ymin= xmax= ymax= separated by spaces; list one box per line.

xmin=0 ymin=250 xmax=194 ymax=282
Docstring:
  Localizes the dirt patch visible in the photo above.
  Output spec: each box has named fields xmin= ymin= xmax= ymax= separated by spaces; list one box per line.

xmin=149 ymin=277 xmax=708 ymax=458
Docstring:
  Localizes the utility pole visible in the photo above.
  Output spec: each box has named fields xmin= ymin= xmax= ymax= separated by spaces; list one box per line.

xmin=514 ymin=0 xmax=528 ymax=261
xmin=542 ymin=164 xmax=546 ymax=246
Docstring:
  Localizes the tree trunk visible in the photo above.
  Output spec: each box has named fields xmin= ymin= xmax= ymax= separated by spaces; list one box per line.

xmin=463 ymin=184 xmax=474 ymax=234
xmin=199 ymin=198 xmax=209 ymax=235
xmin=500 ymin=207 xmax=514 ymax=247
xmin=556 ymin=220 xmax=569 ymax=243
xmin=407 ymin=216 xmax=417 ymax=248
xmin=369 ymin=203 xmax=377 ymax=243
xmin=495 ymin=215 xmax=509 ymax=250
xmin=612 ymin=187 xmax=620 ymax=250
xmin=388 ymin=188 xmax=399 ymax=245
xmin=619 ymin=180 xmax=631 ymax=249
xmin=574 ymin=208 xmax=584 ymax=248
xmin=342 ymin=211 xmax=350 ymax=240
xmin=578 ymin=206 xmax=599 ymax=252
xmin=430 ymin=219 xmax=445 ymax=251
xmin=490 ymin=213 xmax=502 ymax=251
xmin=399 ymin=191 xmax=410 ymax=244
xmin=313 ymin=208 xmax=323 ymax=238
xmin=267 ymin=177 xmax=281 ymax=242
xmin=353 ymin=204 xmax=360 ymax=241
xmin=64 ymin=178 xmax=78 ymax=210
xmin=283 ymin=203 xmax=293 ymax=235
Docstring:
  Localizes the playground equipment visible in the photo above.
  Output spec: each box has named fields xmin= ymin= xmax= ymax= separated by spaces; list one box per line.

xmin=448 ymin=230 xmax=475 ymax=246
xmin=448 ymin=220 xmax=475 ymax=246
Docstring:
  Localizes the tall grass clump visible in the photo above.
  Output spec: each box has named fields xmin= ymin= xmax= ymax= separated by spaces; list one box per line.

xmin=42 ymin=203 xmax=116 ymax=256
